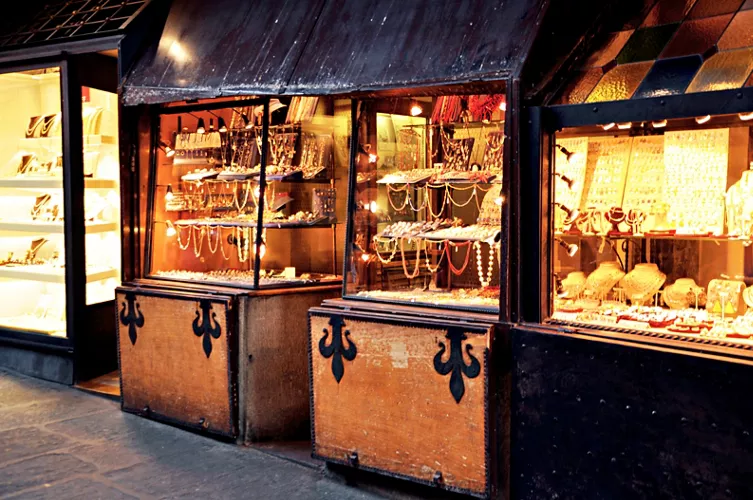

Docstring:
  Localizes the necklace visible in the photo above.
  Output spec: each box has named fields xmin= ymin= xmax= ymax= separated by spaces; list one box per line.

xmin=373 ymin=237 xmax=398 ymax=264
xmin=237 ymin=227 xmax=250 ymax=262
xmin=447 ymin=241 xmax=472 ymax=276
xmin=426 ymin=185 xmax=448 ymax=219
xmin=400 ymin=238 xmax=423 ymax=279
xmin=386 ymin=185 xmax=410 ymax=211
xmin=177 ymin=225 xmax=191 ymax=250
xmin=218 ymin=227 xmax=232 ymax=261
xmin=192 ymin=226 xmax=205 ymax=257
xmin=234 ymin=180 xmax=251 ymax=212
xmin=474 ymin=241 xmax=495 ymax=287
xmin=424 ymin=240 xmax=446 ymax=273
xmin=445 ymin=184 xmax=478 ymax=208
xmin=207 ymin=226 xmax=220 ymax=254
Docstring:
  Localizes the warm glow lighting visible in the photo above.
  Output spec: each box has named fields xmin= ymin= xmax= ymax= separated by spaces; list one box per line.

xmin=695 ymin=115 xmax=711 ymax=124
xmin=495 ymin=195 xmax=504 ymax=206
xmin=369 ymin=201 xmax=378 ymax=213
xmin=167 ymin=40 xmax=188 ymax=63
xmin=602 ymin=123 xmax=615 ymax=130
xmin=739 ymin=112 xmax=753 ymax=121
xmin=652 ymin=120 xmax=667 ymax=128
xmin=254 ymin=186 xmax=261 ymax=198
xmin=410 ymin=104 xmax=423 ymax=116
xmin=165 ymin=146 xmax=175 ymax=157
xmin=368 ymin=153 xmax=378 ymax=164
xmin=617 ymin=122 xmax=632 ymax=130
xmin=361 ymin=253 xmax=371 ymax=262
xmin=499 ymin=101 xmax=507 ymax=111
xmin=165 ymin=221 xmax=176 ymax=237
xmin=164 ymin=185 xmax=174 ymax=202
xmin=196 ymin=118 xmax=206 ymax=134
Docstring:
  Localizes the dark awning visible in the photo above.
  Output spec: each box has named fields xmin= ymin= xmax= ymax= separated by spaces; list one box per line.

xmin=122 ymin=0 xmax=547 ymax=104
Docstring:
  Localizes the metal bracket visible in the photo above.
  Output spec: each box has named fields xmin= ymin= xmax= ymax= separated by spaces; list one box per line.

xmin=433 ymin=327 xmax=481 ymax=403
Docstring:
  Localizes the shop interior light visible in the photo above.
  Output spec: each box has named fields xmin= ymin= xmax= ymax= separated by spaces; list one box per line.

xmin=361 ymin=252 xmax=371 ymax=262
xmin=208 ymin=111 xmax=228 ymax=132
xmin=555 ymin=144 xmax=582 ymax=164
xmin=208 ymin=118 xmax=215 ymax=131
xmin=369 ymin=201 xmax=378 ymax=213
xmin=410 ymin=103 xmax=423 ymax=116
xmin=739 ymin=112 xmax=753 ymax=121
xmin=165 ymin=220 xmax=177 ymax=238
xmin=617 ymin=122 xmax=632 ymax=130
xmin=369 ymin=153 xmax=378 ymax=164
xmin=196 ymin=118 xmax=206 ymax=134
xmin=554 ymin=202 xmax=579 ymax=223
xmin=554 ymin=171 xmax=576 ymax=190
xmin=159 ymin=140 xmax=175 ymax=157
xmin=495 ymin=195 xmax=505 ymax=206
xmin=254 ymin=242 xmax=266 ymax=259
xmin=602 ymin=122 xmax=615 ymax=130
xmin=499 ymin=100 xmax=507 ymax=112
xmin=555 ymin=237 xmax=579 ymax=257
xmin=164 ymin=184 xmax=174 ymax=201
xmin=652 ymin=120 xmax=667 ymax=128
xmin=695 ymin=115 xmax=711 ymax=124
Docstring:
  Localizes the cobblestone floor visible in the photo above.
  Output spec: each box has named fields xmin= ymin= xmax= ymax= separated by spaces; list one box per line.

xmin=0 ymin=369 xmax=382 ymax=499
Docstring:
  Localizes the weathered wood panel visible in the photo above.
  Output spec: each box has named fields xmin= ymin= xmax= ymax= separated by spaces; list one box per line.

xmin=242 ymin=289 xmax=339 ymax=442
xmin=309 ymin=312 xmax=490 ymax=496
xmin=117 ymin=288 xmax=237 ymax=438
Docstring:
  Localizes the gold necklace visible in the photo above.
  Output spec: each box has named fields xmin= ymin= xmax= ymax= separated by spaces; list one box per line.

xmin=207 ymin=226 xmax=220 ymax=254
xmin=424 ymin=240 xmax=446 ymax=273
xmin=236 ymin=227 xmax=250 ymax=262
xmin=400 ymin=238 xmax=422 ymax=279
xmin=386 ymin=185 xmax=410 ymax=211
xmin=177 ymin=225 xmax=191 ymax=250
xmin=373 ymin=237 xmax=398 ymax=264
xmin=192 ymin=226 xmax=205 ymax=257
xmin=218 ymin=227 xmax=232 ymax=261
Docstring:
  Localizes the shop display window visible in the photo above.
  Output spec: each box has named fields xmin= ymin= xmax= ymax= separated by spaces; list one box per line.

xmin=345 ymin=95 xmax=505 ymax=312
xmin=148 ymin=97 xmax=349 ymax=288
xmin=0 ymin=69 xmax=120 ymax=337
xmin=549 ymin=112 xmax=753 ymax=345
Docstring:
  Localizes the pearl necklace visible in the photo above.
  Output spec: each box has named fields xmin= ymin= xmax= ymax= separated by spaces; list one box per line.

xmin=236 ymin=227 xmax=250 ymax=263
xmin=474 ymin=241 xmax=495 ymax=287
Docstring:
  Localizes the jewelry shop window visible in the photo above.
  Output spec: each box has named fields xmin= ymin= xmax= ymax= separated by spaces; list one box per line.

xmin=0 ymin=68 xmax=67 ymax=337
xmin=549 ymin=112 xmax=753 ymax=347
xmin=346 ymin=95 xmax=505 ymax=311
xmin=149 ymin=98 xmax=348 ymax=288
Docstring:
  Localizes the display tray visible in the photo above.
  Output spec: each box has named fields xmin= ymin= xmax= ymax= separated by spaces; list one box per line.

xmin=173 ymin=217 xmax=332 ymax=229
xmin=264 ymin=216 xmax=331 ymax=228
xmin=0 ymin=265 xmax=117 ymax=284
xmin=0 ymin=220 xmax=117 ymax=234
xmin=377 ymin=174 xmax=500 ymax=185
xmin=376 ymin=226 xmax=500 ymax=243
xmin=554 ymin=230 xmax=748 ymax=242
xmin=355 ymin=288 xmax=499 ymax=310
xmin=153 ymin=269 xmax=341 ymax=287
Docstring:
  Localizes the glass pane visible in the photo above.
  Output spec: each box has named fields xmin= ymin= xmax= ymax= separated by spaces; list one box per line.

xmin=257 ymin=97 xmax=348 ymax=288
xmin=632 ymin=55 xmax=702 ymax=98
xmin=549 ymin=112 xmax=753 ymax=350
xmin=556 ymin=68 xmax=604 ymax=105
xmin=584 ymin=31 xmax=634 ymax=68
xmin=687 ymin=0 xmax=744 ymax=19
xmin=345 ymin=95 xmax=504 ymax=312
xmin=686 ymin=47 xmax=753 ymax=92
xmin=150 ymin=104 xmax=262 ymax=287
xmin=641 ymin=0 xmax=697 ymax=26
xmin=717 ymin=10 xmax=753 ymax=51
xmin=586 ymin=62 xmax=653 ymax=102
xmin=615 ymin=24 xmax=679 ymax=64
xmin=659 ymin=15 xmax=732 ymax=59
xmin=83 ymin=87 xmax=121 ymax=305
xmin=0 ymin=67 xmax=66 ymax=337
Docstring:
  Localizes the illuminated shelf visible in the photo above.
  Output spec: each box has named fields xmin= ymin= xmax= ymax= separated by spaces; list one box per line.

xmin=0 ymin=177 xmax=117 ymax=190
xmin=556 ymin=231 xmax=752 ymax=243
xmin=0 ymin=266 xmax=117 ymax=284
xmin=18 ymin=134 xmax=116 ymax=149
xmin=0 ymin=221 xmax=118 ymax=234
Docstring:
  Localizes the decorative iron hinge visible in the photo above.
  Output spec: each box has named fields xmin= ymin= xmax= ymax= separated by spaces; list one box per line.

xmin=193 ymin=300 xmax=222 ymax=358
xmin=119 ymin=292 xmax=144 ymax=345
xmin=319 ymin=315 xmax=357 ymax=383
xmin=433 ymin=327 xmax=481 ymax=403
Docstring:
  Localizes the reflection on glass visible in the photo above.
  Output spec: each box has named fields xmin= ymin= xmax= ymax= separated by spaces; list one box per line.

xmin=149 ymin=97 xmax=348 ymax=289
xmin=0 ymin=68 xmax=67 ymax=336
xmin=550 ymin=112 xmax=753 ymax=348
xmin=345 ymin=95 xmax=504 ymax=312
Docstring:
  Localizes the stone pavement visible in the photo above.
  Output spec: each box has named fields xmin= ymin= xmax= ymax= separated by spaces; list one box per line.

xmin=0 ymin=368 xmax=383 ymax=500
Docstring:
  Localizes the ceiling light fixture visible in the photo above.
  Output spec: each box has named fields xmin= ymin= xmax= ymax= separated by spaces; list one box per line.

xmin=695 ymin=115 xmax=711 ymax=124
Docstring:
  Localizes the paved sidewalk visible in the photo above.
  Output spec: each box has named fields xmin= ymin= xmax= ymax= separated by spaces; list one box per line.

xmin=0 ymin=369 xmax=382 ymax=500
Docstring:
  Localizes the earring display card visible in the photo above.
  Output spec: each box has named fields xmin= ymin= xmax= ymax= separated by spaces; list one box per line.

xmin=664 ymin=128 xmax=728 ymax=234
xmin=621 ymin=135 xmax=665 ymax=214
xmin=582 ymin=136 xmax=633 ymax=212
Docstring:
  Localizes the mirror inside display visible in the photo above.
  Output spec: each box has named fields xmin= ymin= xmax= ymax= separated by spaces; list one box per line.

xmin=150 ymin=98 xmax=347 ymax=288
xmin=346 ymin=95 xmax=505 ymax=311
xmin=550 ymin=113 xmax=753 ymax=346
